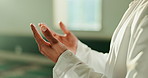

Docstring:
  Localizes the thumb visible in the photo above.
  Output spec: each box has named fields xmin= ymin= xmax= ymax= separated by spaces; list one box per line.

xmin=59 ymin=21 xmax=70 ymax=34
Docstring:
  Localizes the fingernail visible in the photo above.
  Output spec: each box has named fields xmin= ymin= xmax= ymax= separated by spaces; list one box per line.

xmin=30 ymin=23 xmax=33 ymax=26
xmin=30 ymin=24 xmax=35 ymax=29
xmin=38 ymin=23 xmax=41 ymax=27
xmin=39 ymin=23 xmax=43 ymax=27
xmin=58 ymin=21 xmax=62 ymax=24
xmin=41 ymin=26 xmax=47 ymax=32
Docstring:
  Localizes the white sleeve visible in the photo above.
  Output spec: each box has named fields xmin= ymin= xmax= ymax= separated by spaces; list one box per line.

xmin=126 ymin=15 xmax=148 ymax=78
xmin=76 ymin=40 xmax=108 ymax=74
xmin=53 ymin=50 xmax=107 ymax=78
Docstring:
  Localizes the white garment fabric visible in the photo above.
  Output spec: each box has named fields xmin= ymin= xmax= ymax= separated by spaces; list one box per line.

xmin=53 ymin=0 xmax=148 ymax=78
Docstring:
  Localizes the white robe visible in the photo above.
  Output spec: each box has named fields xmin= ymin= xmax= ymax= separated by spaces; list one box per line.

xmin=53 ymin=0 xmax=148 ymax=78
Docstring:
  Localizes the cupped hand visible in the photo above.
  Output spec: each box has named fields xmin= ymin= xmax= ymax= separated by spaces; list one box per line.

xmin=39 ymin=22 xmax=78 ymax=54
xmin=30 ymin=24 xmax=67 ymax=63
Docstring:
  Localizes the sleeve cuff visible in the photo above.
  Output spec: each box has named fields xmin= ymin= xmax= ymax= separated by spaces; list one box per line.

xmin=76 ymin=40 xmax=87 ymax=56
xmin=53 ymin=50 xmax=83 ymax=77
xmin=76 ymin=40 xmax=83 ymax=56
xmin=75 ymin=40 xmax=91 ymax=59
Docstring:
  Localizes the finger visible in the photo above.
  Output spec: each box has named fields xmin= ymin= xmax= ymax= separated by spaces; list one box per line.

xmin=59 ymin=21 xmax=70 ymax=34
xmin=39 ymin=23 xmax=56 ymax=35
xmin=53 ymin=33 xmax=63 ymax=41
xmin=40 ymin=25 xmax=58 ymax=44
xmin=39 ymin=23 xmax=65 ymax=37
xmin=39 ymin=23 xmax=64 ymax=43
xmin=30 ymin=24 xmax=46 ymax=45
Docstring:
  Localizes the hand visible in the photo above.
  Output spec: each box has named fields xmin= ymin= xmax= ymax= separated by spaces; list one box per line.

xmin=30 ymin=23 xmax=67 ymax=63
xmin=50 ymin=22 xmax=78 ymax=54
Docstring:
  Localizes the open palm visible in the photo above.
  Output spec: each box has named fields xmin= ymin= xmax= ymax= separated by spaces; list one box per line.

xmin=53 ymin=22 xmax=78 ymax=54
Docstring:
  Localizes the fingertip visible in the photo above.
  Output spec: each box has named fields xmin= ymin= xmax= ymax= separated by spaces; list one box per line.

xmin=39 ymin=22 xmax=44 ymax=27
xmin=59 ymin=22 xmax=63 ymax=28
xmin=41 ymin=26 xmax=47 ymax=32
xmin=30 ymin=23 xmax=34 ymax=26
xmin=59 ymin=21 xmax=62 ymax=24
xmin=30 ymin=23 xmax=33 ymax=25
xmin=30 ymin=23 xmax=35 ymax=30
xmin=38 ymin=23 xmax=41 ymax=27
xmin=59 ymin=21 xmax=64 ymax=26
xmin=39 ymin=23 xmax=48 ymax=28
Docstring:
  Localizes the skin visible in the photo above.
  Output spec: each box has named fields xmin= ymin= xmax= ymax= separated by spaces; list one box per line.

xmin=30 ymin=22 xmax=78 ymax=63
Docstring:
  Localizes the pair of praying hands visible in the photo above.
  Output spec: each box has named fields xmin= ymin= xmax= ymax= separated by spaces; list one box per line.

xmin=30 ymin=22 xmax=78 ymax=63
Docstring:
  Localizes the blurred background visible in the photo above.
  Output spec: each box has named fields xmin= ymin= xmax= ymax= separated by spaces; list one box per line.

xmin=0 ymin=0 xmax=132 ymax=78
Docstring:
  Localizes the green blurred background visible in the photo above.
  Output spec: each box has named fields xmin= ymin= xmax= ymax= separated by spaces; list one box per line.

xmin=0 ymin=0 xmax=132 ymax=77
